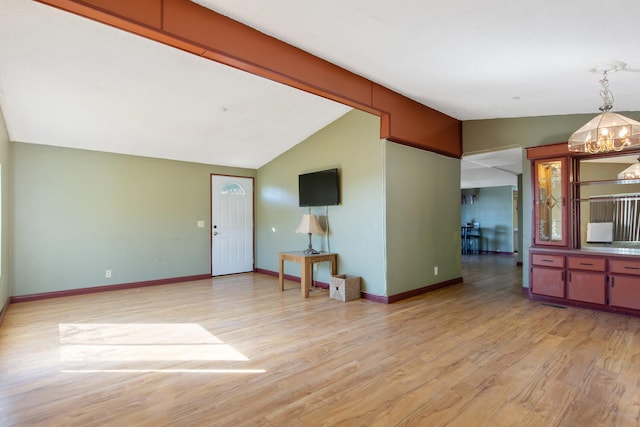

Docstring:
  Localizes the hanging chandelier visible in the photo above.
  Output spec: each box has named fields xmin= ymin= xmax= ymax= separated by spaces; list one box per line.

xmin=618 ymin=156 xmax=640 ymax=180
xmin=568 ymin=64 xmax=640 ymax=154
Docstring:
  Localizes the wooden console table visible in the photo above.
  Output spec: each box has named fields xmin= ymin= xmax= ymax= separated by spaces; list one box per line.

xmin=279 ymin=251 xmax=338 ymax=298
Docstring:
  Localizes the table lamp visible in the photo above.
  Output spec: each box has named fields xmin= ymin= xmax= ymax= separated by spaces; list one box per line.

xmin=295 ymin=213 xmax=324 ymax=254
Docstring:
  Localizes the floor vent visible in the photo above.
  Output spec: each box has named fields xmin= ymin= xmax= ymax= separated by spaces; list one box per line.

xmin=542 ymin=302 xmax=567 ymax=309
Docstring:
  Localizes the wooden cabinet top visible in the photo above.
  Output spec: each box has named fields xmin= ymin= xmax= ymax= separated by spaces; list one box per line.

xmin=526 ymin=142 xmax=571 ymax=159
xmin=530 ymin=246 xmax=640 ymax=258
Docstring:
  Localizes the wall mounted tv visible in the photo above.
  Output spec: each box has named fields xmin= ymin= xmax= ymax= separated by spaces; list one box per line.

xmin=298 ymin=168 xmax=340 ymax=207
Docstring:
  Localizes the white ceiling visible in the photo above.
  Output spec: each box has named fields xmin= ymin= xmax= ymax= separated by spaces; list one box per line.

xmin=461 ymin=148 xmax=523 ymax=189
xmin=0 ymin=0 xmax=351 ymax=169
xmin=195 ymin=0 xmax=640 ymax=120
xmin=2 ymin=0 xmax=640 ymax=184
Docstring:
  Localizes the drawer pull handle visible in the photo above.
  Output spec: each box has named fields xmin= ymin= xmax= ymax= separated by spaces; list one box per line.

xmin=624 ymin=266 xmax=640 ymax=270
xmin=541 ymin=259 xmax=555 ymax=263
xmin=579 ymin=262 xmax=593 ymax=266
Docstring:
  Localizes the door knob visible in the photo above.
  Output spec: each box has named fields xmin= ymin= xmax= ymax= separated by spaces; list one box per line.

xmin=213 ymin=231 xmax=218 ymax=236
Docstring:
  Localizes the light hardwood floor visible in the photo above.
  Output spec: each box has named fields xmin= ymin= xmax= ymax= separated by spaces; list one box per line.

xmin=2 ymin=255 xmax=640 ymax=426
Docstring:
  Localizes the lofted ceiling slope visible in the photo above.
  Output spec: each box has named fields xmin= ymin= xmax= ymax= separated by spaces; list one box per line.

xmin=2 ymin=0 xmax=640 ymax=185
xmin=0 ymin=0 xmax=352 ymax=169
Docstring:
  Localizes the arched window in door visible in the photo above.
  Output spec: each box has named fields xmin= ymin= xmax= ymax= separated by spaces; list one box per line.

xmin=221 ymin=182 xmax=246 ymax=196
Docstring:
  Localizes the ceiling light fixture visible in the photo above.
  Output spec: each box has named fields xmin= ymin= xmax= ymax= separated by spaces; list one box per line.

xmin=618 ymin=156 xmax=640 ymax=180
xmin=568 ymin=63 xmax=640 ymax=154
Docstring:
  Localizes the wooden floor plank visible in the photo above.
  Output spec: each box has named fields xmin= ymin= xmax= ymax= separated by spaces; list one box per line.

xmin=2 ymin=254 xmax=640 ymax=426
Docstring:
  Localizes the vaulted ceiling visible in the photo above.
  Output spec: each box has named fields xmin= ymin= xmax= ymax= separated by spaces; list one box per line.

xmin=1 ymin=0 xmax=639 ymax=185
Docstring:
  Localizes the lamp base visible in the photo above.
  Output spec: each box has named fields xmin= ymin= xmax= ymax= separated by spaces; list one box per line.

xmin=303 ymin=232 xmax=319 ymax=254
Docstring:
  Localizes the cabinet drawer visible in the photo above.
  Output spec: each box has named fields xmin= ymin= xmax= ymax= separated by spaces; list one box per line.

xmin=610 ymin=259 xmax=640 ymax=276
xmin=567 ymin=271 xmax=606 ymax=304
xmin=610 ymin=275 xmax=640 ymax=310
xmin=567 ymin=256 xmax=605 ymax=272
xmin=532 ymin=254 xmax=564 ymax=268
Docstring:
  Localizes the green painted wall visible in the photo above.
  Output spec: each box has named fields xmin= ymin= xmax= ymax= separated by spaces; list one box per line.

xmin=463 ymin=112 xmax=640 ymax=287
xmin=256 ymin=109 xmax=386 ymax=296
xmin=385 ymin=143 xmax=461 ymax=296
xmin=0 ymin=108 xmax=10 ymax=306
xmin=12 ymin=142 xmax=254 ymax=296
xmin=10 ymin=108 xmax=459 ymax=300
xmin=15 ymin=108 xmax=630 ymax=299
xmin=461 ymin=186 xmax=515 ymax=253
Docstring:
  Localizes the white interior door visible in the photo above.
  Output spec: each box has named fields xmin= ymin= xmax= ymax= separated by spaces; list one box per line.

xmin=211 ymin=175 xmax=254 ymax=276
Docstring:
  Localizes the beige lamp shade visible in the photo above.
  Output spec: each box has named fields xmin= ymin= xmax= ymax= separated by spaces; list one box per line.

xmin=296 ymin=214 xmax=324 ymax=254
xmin=295 ymin=214 xmax=324 ymax=235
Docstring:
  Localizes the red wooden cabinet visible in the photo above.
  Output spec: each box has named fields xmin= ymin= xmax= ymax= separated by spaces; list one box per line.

xmin=531 ymin=267 xmax=565 ymax=298
xmin=567 ymin=256 xmax=606 ymax=304
xmin=532 ymin=157 xmax=569 ymax=247
xmin=530 ymin=253 xmax=565 ymax=298
xmin=530 ymin=250 xmax=640 ymax=315
xmin=610 ymin=276 xmax=640 ymax=311
xmin=610 ymin=259 xmax=640 ymax=311
xmin=567 ymin=271 xmax=606 ymax=304
xmin=527 ymin=143 xmax=640 ymax=317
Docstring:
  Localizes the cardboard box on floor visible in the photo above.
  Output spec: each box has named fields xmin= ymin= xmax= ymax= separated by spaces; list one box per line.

xmin=330 ymin=274 xmax=361 ymax=301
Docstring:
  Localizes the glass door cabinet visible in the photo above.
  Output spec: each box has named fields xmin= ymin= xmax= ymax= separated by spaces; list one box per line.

xmin=533 ymin=157 xmax=568 ymax=246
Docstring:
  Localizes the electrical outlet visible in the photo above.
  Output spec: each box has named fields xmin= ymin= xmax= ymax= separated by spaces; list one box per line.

xmin=434 ymin=266 xmax=439 ymax=276
xmin=105 ymin=269 xmax=112 ymax=278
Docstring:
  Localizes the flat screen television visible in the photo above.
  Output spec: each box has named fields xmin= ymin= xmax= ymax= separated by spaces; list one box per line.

xmin=298 ymin=168 xmax=340 ymax=207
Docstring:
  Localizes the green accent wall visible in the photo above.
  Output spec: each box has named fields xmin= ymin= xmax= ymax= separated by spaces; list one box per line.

xmin=256 ymin=109 xmax=463 ymax=297
xmin=12 ymin=142 xmax=254 ymax=295
xmin=9 ymin=108 xmax=462 ymax=301
xmin=0 ymin=107 xmax=9 ymax=307
xmin=385 ymin=143 xmax=461 ymax=296
xmin=12 ymin=108 xmax=640 ymax=299
xmin=256 ymin=109 xmax=387 ymax=296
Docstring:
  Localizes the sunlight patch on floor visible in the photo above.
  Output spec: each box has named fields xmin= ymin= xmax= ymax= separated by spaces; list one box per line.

xmin=61 ymin=369 xmax=266 ymax=374
xmin=58 ymin=323 xmax=262 ymax=373
xmin=59 ymin=323 xmax=222 ymax=345
xmin=60 ymin=343 xmax=248 ymax=361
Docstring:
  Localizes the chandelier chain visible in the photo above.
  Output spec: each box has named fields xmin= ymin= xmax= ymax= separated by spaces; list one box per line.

xmin=599 ymin=71 xmax=614 ymax=112
xmin=568 ymin=62 xmax=640 ymax=154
